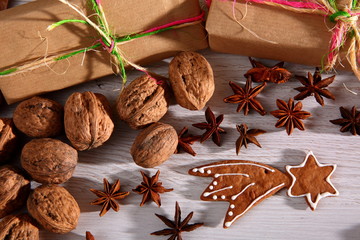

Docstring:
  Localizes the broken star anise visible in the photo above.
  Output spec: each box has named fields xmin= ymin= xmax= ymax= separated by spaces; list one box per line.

xmin=151 ymin=201 xmax=204 ymax=240
xmin=244 ymin=57 xmax=292 ymax=84
xmin=192 ymin=107 xmax=226 ymax=146
xmin=236 ymin=124 xmax=266 ymax=155
xmin=294 ymin=68 xmax=335 ymax=106
xmin=176 ymin=127 xmax=201 ymax=156
xmin=330 ymin=106 xmax=360 ymax=135
xmin=86 ymin=231 xmax=95 ymax=240
xmin=270 ymin=98 xmax=311 ymax=135
xmin=223 ymin=79 xmax=266 ymax=115
xmin=90 ymin=178 xmax=130 ymax=217
xmin=133 ymin=170 xmax=173 ymax=207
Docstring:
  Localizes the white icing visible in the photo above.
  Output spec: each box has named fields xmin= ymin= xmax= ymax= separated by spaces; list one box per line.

xmin=192 ymin=168 xmax=198 ymax=172
xmin=285 ymin=151 xmax=339 ymax=210
xmin=230 ymin=204 xmax=235 ymax=209
xmin=207 ymin=170 xmax=212 ymax=174
xmin=225 ymin=183 xmax=285 ymax=228
xmin=203 ymin=186 xmax=233 ymax=197
xmin=197 ymin=162 xmax=275 ymax=173
xmin=214 ymin=173 xmax=250 ymax=178
xmin=213 ymin=195 xmax=218 ymax=200
xmin=228 ymin=211 xmax=233 ymax=216
xmin=209 ymin=186 xmax=214 ymax=190
xmin=213 ymin=181 xmax=218 ymax=186
xmin=231 ymin=183 xmax=255 ymax=200
xmin=221 ymin=195 xmax=226 ymax=199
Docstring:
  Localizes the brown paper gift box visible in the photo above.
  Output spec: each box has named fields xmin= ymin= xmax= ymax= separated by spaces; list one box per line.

xmin=206 ymin=0 xmax=350 ymax=70
xmin=0 ymin=0 xmax=208 ymax=104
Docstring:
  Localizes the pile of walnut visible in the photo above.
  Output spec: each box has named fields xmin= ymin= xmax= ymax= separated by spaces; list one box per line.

xmin=0 ymin=51 xmax=214 ymax=239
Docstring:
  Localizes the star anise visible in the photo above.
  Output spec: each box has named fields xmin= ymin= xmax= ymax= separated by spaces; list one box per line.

xmin=86 ymin=231 xmax=95 ymax=240
xmin=90 ymin=178 xmax=130 ymax=217
xmin=330 ymin=106 xmax=360 ymax=135
xmin=192 ymin=107 xmax=226 ymax=146
xmin=176 ymin=127 xmax=201 ymax=156
xmin=151 ymin=201 xmax=204 ymax=240
xmin=244 ymin=57 xmax=292 ymax=84
xmin=236 ymin=124 xmax=266 ymax=155
xmin=270 ymin=98 xmax=311 ymax=135
xmin=223 ymin=79 xmax=266 ymax=115
xmin=294 ymin=68 xmax=335 ymax=106
xmin=133 ymin=170 xmax=173 ymax=207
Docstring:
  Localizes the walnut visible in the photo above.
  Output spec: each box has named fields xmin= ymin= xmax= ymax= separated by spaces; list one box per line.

xmin=64 ymin=92 xmax=114 ymax=151
xmin=13 ymin=96 xmax=63 ymax=138
xmin=0 ymin=118 xmax=17 ymax=164
xmin=131 ymin=122 xmax=178 ymax=168
xmin=169 ymin=51 xmax=215 ymax=110
xmin=116 ymin=73 xmax=170 ymax=129
xmin=0 ymin=214 xmax=39 ymax=240
xmin=27 ymin=185 xmax=80 ymax=234
xmin=0 ymin=165 xmax=30 ymax=219
xmin=21 ymin=138 xmax=78 ymax=184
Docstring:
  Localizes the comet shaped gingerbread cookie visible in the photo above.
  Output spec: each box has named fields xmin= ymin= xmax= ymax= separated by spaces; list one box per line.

xmin=189 ymin=151 xmax=339 ymax=228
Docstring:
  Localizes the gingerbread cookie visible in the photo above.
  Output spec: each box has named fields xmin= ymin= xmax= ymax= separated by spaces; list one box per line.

xmin=189 ymin=151 xmax=339 ymax=228
xmin=286 ymin=151 xmax=339 ymax=210
xmin=189 ymin=160 xmax=291 ymax=228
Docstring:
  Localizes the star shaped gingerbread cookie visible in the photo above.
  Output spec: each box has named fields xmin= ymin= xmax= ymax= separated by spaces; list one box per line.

xmin=286 ymin=151 xmax=339 ymax=210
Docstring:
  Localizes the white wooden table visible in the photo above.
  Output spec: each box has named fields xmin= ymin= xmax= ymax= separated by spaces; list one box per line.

xmin=4 ymin=1 xmax=360 ymax=239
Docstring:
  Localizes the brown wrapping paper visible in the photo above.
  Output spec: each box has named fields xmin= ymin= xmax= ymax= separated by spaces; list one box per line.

xmin=207 ymin=0 xmax=350 ymax=70
xmin=0 ymin=0 xmax=208 ymax=104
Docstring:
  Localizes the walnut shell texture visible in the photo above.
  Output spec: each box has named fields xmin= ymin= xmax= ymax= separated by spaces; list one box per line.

xmin=117 ymin=74 xmax=170 ymax=129
xmin=64 ymin=92 xmax=114 ymax=151
xmin=131 ymin=122 xmax=178 ymax=168
xmin=0 ymin=165 xmax=30 ymax=219
xmin=0 ymin=214 xmax=39 ymax=240
xmin=13 ymin=96 xmax=63 ymax=138
xmin=0 ymin=118 xmax=17 ymax=164
xmin=169 ymin=51 xmax=215 ymax=110
xmin=27 ymin=185 xmax=80 ymax=234
xmin=21 ymin=138 xmax=78 ymax=184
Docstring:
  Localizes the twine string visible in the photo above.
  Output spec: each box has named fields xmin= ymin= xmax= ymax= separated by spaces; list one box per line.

xmin=0 ymin=0 xmax=204 ymax=86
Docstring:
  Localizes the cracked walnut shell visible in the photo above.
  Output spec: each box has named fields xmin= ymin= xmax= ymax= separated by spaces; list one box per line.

xmin=27 ymin=185 xmax=80 ymax=234
xmin=0 ymin=214 xmax=39 ymax=240
xmin=13 ymin=96 xmax=63 ymax=138
xmin=169 ymin=51 xmax=215 ymax=110
xmin=116 ymin=74 xmax=170 ymax=129
xmin=0 ymin=165 xmax=30 ymax=219
xmin=21 ymin=138 xmax=78 ymax=184
xmin=64 ymin=92 xmax=114 ymax=151
xmin=131 ymin=122 xmax=178 ymax=168
xmin=0 ymin=118 xmax=17 ymax=164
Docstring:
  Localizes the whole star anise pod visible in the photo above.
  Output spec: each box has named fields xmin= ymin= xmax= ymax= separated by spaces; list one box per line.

xmin=151 ymin=201 xmax=204 ymax=240
xmin=223 ymin=79 xmax=266 ymax=115
xmin=244 ymin=57 xmax=292 ymax=84
xmin=236 ymin=124 xmax=266 ymax=155
xmin=270 ymin=98 xmax=311 ymax=135
xmin=86 ymin=231 xmax=95 ymax=240
xmin=294 ymin=68 xmax=335 ymax=106
xmin=176 ymin=127 xmax=201 ymax=156
xmin=330 ymin=106 xmax=360 ymax=135
xmin=133 ymin=170 xmax=173 ymax=207
xmin=192 ymin=107 xmax=226 ymax=146
xmin=90 ymin=178 xmax=130 ymax=217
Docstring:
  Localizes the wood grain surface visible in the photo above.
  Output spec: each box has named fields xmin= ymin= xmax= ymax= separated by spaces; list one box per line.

xmin=3 ymin=1 xmax=360 ymax=239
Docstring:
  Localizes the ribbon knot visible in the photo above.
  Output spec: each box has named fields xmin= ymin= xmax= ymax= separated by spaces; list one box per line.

xmin=329 ymin=11 xmax=352 ymax=22
xmin=98 ymin=38 xmax=115 ymax=53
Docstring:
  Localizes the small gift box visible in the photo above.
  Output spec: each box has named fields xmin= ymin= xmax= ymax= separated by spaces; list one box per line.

xmin=0 ymin=0 xmax=208 ymax=104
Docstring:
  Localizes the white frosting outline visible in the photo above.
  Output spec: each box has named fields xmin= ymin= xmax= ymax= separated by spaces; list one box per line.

xmin=285 ymin=151 xmax=339 ymax=210
xmin=203 ymin=186 xmax=233 ymax=197
xmin=192 ymin=162 xmax=275 ymax=173
xmin=231 ymin=183 xmax=255 ymax=200
xmin=225 ymin=183 xmax=285 ymax=228
xmin=214 ymin=173 xmax=250 ymax=178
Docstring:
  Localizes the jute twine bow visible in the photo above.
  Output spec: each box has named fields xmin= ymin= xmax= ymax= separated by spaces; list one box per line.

xmin=0 ymin=0 xmax=204 ymax=86
xmin=212 ymin=0 xmax=360 ymax=79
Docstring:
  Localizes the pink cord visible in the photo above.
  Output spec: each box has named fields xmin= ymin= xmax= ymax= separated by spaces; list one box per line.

xmin=205 ymin=0 xmax=212 ymax=8
xmin=142 ymin=12 xmax=205 ymax=34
